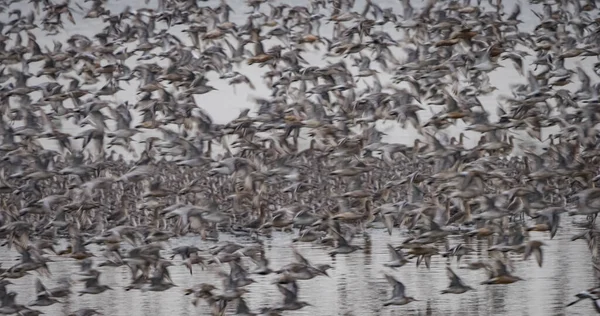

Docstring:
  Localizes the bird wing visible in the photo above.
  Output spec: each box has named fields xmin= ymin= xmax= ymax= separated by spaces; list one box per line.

xmin=385 ymin=274 xmax=406 ymax=298
xmin=277 ymin=283 xmax=298 ymax=305
xmin=84 ymin=275 xmax=100 ymax=288
xmin=577 ymin=67 xmax=590 ymax=90
xmin=507 ymin=3 xmax=521 ymax=21
xmin=388 ymin=244 xmax=400 ymax=260
xmin=293 ymin=248 xmax=311 ymax=266
xmin=524 ymin=242 xmax=544 ymax=267
xmin=447 ymin=267 xmax=468 ymax=288
xmin=35 ymin=278 xmax=47 ymax=294
xmin=393 ymin=280 xmax=406 ymax=299
xmin=494 ymin=259 xmax=509 ymax=277
xmin=236 ymin=298 xmax=252 ymax=314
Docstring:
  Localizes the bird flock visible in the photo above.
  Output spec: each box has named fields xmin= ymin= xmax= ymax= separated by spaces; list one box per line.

xmin=1 ymin=0 xmax=600 ymax=315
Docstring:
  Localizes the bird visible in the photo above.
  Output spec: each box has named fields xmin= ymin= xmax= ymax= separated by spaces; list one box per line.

xmin=383 ymin=244 xmax=410 ymax=268
xmin=78 ymin=269 xmax=112 ymax=296
xmin=383 ymin=274 xmax=418 ymax=306
xmin=441 ymin=267 xmax=474 ymax=294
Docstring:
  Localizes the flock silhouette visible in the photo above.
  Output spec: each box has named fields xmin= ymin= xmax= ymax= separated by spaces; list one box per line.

xmin=0 ymin=0 xmax=599 ymax=315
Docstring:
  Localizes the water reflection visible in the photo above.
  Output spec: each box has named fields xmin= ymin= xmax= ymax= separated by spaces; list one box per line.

xmin=0 ymin=220 xmax=596 ymax=315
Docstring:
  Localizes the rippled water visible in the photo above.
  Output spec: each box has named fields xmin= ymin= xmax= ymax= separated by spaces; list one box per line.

xmin=0 ymin=0 xmax=599 ymax=315
xmin=0 ymin=221 xmax=597 ymax=316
